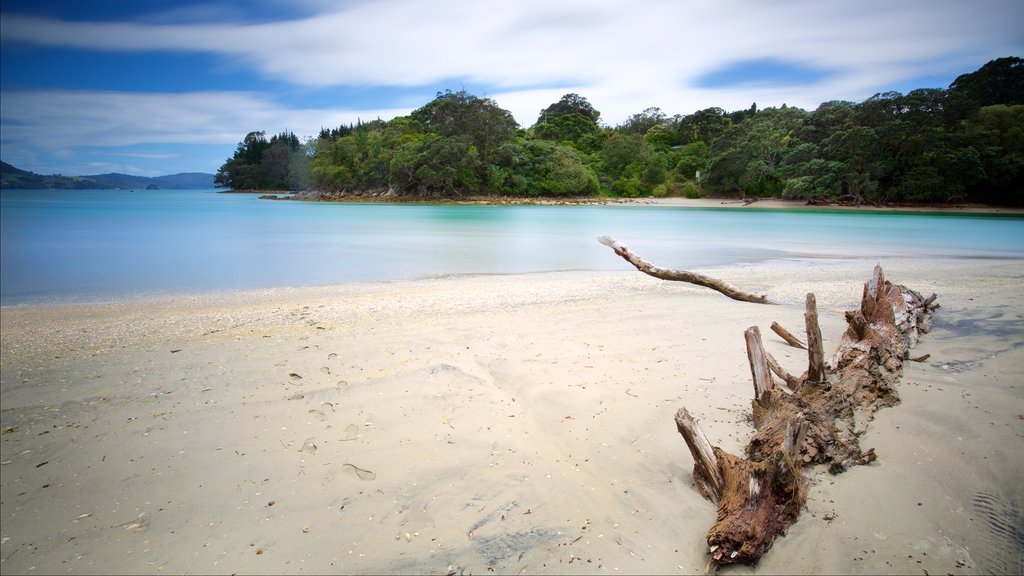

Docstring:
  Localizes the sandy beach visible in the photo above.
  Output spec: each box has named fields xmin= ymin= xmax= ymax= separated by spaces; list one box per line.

xmin=1 ymin=257 xmax=1022 ymax=575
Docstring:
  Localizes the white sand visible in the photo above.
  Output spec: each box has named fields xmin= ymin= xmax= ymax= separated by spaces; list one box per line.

xmin=1 ymin=258 xmax=1022 ymax=575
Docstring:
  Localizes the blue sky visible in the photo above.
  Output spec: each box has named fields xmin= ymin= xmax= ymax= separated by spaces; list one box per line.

xmin=1 ymin=0 xmax=1022 ymax=177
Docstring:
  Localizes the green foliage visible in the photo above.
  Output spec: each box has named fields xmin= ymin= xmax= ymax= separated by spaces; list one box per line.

xmin=506 ymin=140 xmax=599 ymax=196
xmin=674 ymin=141 xmax=711 ymax=181
xmin=410 ymin=90 xmax=517 ymax=194
xmin=948 ymin=57 xmax=1024 ymax=114
xmin=619 ymin=107 xmax=667 ymax=136
xmin=643 ymin=124 xmax=676 ymax=150
xmin=672 ymin=107 xmax=732 ymax=145
xmin=680 ymin=180 xmax=701 ymax=199
xmin=532 ymin=94 xmax=603 ymax=153
xmin=219 ymin=57 xmax=1024 ymax=204
xmin=215 ymin=130 xmax=308 ymax=191
xmin=705 ymin=106 xmax=806 ymax=198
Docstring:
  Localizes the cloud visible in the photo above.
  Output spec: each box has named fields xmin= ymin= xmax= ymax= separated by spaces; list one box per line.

xmin=0 ymin=89 xmax=408 ymax=148
xmin=4 ymin=0 xmax=1021 ymax=100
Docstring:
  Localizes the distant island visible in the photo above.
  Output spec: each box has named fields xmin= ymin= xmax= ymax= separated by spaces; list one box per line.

xmin=0 ymin=161 xmax=215 ymax=190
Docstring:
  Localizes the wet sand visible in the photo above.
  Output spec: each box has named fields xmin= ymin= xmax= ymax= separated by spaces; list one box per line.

xmin=1 ymin=258 xmax=1022 ymax=574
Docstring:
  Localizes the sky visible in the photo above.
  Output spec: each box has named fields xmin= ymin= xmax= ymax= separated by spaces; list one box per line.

xmin=1 ymin=0 xmax=1022 ymax=177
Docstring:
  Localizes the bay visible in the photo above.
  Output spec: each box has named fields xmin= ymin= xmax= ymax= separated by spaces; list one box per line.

xmin=2 ymin=189 xmax=1022 ymax=305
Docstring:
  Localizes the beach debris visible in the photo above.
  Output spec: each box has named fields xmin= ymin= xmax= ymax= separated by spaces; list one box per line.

xmin=598 ymin=236 xmax=771 ymax=304
xmin=770 ymin=321 xmax=806 ymax=349
xmin=2 ymin=425 xmax=18 ymax=435
xmin=674 ymin=265 xmax=938 ymax=573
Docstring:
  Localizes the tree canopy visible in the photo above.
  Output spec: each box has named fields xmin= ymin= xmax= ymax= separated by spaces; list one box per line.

xmin=217 ymin=57 xmax=1023 ymax=205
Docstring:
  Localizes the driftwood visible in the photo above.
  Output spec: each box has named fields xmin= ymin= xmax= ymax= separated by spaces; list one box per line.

xmin=770 ymin=321 xmax=806 ymax=349
xmin=674 ymin=265 xmax=938 ymax=572
xmin=597 ymin=236 xmax=771 ymax=304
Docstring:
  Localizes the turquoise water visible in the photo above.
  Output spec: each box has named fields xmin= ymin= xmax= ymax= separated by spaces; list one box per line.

xmin=2 ymin=189 xmax=1023 ymax=305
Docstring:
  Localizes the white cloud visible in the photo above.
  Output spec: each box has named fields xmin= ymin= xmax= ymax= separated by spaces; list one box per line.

xmin=4 ymin=0 xmax=1021 ymax=110
xmin=0 ymin=90 xmax=409 ymax=148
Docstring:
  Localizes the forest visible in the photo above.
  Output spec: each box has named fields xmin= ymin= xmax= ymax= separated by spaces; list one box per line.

xmin=215 ymin=57 xmax=1023 ymax=205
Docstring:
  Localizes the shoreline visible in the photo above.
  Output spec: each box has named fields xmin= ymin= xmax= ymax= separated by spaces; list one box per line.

xmin=2 ymin=259 xmax=1022 ymax=574
xmin=3 ymin=252 xmax=1022 ymax=310
xmin=234 ymin=189 xmax=1024 ymax=215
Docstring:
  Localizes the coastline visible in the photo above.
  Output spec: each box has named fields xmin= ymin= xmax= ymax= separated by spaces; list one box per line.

xmin=232 ymin=189 xmax=1024 ymax=215
xmin=2 ymin=259 xmax=1022 ymax=574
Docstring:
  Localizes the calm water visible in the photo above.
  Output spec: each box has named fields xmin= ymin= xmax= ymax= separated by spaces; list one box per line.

xmin=2 ymin=189 xmax=1023 ymax=305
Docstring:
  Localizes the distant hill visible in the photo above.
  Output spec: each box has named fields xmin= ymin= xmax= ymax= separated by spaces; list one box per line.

xmin=0 ymin=161 xmax=215 ymax=189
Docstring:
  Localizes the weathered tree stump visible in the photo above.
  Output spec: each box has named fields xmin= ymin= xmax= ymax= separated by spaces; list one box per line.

xmin=674 ymin=265 xmax=938 ymax=572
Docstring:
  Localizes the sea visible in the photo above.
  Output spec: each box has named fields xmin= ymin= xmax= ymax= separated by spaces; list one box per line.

xmin=2 ymin=189 xmax=1023 ymax=305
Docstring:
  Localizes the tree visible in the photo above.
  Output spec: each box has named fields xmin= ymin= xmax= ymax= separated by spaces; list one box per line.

xmin=673 ymin=107 xmax=732 ymax=146
xmin=411 ymin=90 xmax=518 ymax=194
xmin=503 ymin=140 xmax=599 ymax=196
xmin=674 ymin=141 xmax=711 ymax=182
xmin=215 ymin=131 xmax=269 ymax=190
xmin=706 ymin=106 xmax=807 ymax=198
xmin=533 ymin=94 xmax=603 ymax=153
xmin=214 ymin=130 xmax=309 ymax=191
xmin=948 ymin=56 xmax=1024 ymax=112
xmin=536 ymin=93 xmax=601 ymax=125
xmin=965 ymin=104 xmax=1024 ymax=204
xmin=619 ymin=107 xmax=667 ymax=136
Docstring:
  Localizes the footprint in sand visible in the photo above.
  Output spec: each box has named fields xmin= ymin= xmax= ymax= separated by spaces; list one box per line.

xmin=289 ymin=373 xmax=303 ymax=385
xmin=328 ymin=353 xmax=338 ymax=360
xmin=320 ymin=366 xmax=331 ymax=375
xmin=308 ymin=409 xmax=325 ymax=421
xmin=299 ymin=438 xmax=317 ymax=454
xmin=342 ymin=463 xmax=376 ymax=481
xmin=341 ymin=423 xmax=360 ymax=440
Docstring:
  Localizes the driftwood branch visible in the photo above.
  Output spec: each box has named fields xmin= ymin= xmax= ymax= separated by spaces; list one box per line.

xmin=770 ymin=321 xmax=806 ymax=349
xmin=745 ymin=326 xmax=774 ymax=400
xmin=598 ymin=236 xmax=771 ymax=304
xmin=676 ymin=265 xmax=937 ymax=571
xmin=764 ymin=349 xmax=802 ymax=390
xmin=674 ymin=408 xmax=723 ymax=502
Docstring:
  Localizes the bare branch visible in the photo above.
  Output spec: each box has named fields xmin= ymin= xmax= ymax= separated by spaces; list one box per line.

xmin=598 ymin=236 xmax=772 ymax=304
xmin=770 ymin=321 xmax=806 ymax=349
